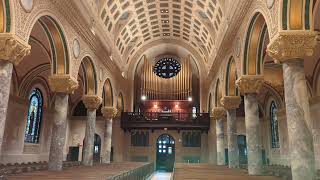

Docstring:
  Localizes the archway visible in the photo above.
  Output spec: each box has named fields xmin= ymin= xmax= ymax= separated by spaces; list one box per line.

xmin=156 ymin=134 xmax=175 ymax=172
xmin=93 ymin=134 xmax=101 ymax=162
xmin=82 ymin=133 xmax=101 ymax=163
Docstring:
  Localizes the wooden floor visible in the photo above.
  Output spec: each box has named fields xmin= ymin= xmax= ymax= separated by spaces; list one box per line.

xmin=173 ymin=164 xmax=283 ymax=180
xmin=6 ymin=162 xmax=146 ymax=180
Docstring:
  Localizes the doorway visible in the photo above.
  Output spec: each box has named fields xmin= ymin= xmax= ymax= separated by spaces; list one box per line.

xmin=93 ymin=134 xmax=101 ymax=162
xmin=82 ymin=133 xmax=101 ymax=163
xmin=156 ymin=134 xmax=175 ymax=172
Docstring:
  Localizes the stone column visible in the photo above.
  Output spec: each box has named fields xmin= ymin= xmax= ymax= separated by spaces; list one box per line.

xmin=211 ymin=107 xmax=226 ymax=165
xmin=82 ymin=95 xmax=102 ymax=166
xmin=267 ymin=31 xmax=317 ymax=180
xmin=0 ymin=34 xmax=30 ymax=157
xmin=221 ymin=96 xmax=241 ymax=168
xmin=236 ymin=75 xmax=264 ymax=175
xmin=48 ymin=75 xmax=79 ymax=171
xmin=101 ymin=106 xmax=117 ymax=164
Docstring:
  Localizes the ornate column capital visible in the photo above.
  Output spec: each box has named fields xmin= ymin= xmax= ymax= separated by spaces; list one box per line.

xmin=48 ymin=75 xmax=79 ymax=94
xmin=220 ymin=96 xmax=241 ymax=110
xmin=101 ymin=106 xmax=118 ymax=119
xmin=0 ymin=33 xmax=31 ymax=64
xmin=267 ymin=31 xmax=317 ymax=63
xmin=210 ymin=107 xmax=226 ymax=120
xmin=82 ymin=95 xmax=102 ymax=110
xmin=236 ymin=75 xmax=264 ymax=94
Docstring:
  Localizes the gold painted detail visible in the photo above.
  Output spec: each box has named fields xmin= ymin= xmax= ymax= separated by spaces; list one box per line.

xmin=48 ymin=75 xmax=79 ymax=94
xmin=0 ymin=33 xmax=31 ymax=64
xmin=236 ymin=75 xmax=264 ymax=94
xmin=267 ymin=31 xmax=317 ymax=63
xmin=220 ymin=96 xmax=241 ymax=110
xmin=82 ymin=95 xmax=102 ymax=110
xmin=210 ymin=107 xmax=226 ymax=120
xmin=101 ymin=106 xmax=118 ymax=119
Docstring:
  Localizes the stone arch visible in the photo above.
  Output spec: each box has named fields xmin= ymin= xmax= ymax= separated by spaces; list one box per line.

xmin=27 ymin=15 xmax=70 ymax=75
xmin=243 ymin=12 xmax=269 ymax=75
xmin=23 ymin=78 xmax=51 ymax=108
xmin=0 ymin=0 xmax=11 ymax=33
xmin=102 ymin=78 xmax=113 ymax=107
xmin=313 ymin=0 xmax=320 ymax=30
xmin=117 ymin=92 xmax=124 ymax=112
xmin=280 ymin=0 xmax=314 ymax=30
xmin=79 ymin=56 xmax=98 ymax=95
xmin=225 ymin=56 xmax=238 ymax=96
xmin=215 ymin=79 xmax=222 ymax=107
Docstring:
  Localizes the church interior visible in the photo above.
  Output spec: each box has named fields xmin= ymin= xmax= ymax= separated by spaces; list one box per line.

xmin=0 ymin=0 xmax=319 ymax=179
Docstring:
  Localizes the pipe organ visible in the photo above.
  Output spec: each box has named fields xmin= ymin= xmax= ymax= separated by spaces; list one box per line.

xmin=140 ymin=56 xmax=193 ymax=100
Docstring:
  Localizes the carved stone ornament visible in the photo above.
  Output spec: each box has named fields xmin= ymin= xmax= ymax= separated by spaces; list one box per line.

xmin=236 ymin=75 xmax=264 ymax=94
xmin=267 ymin=31 xmax=317 ymax=63
xmin=210 ymin=107 xmax=226 ymax=120
xmin=82 ymin=95 xmax=102 ymax=110
xmin=48 ymin=75 xmax=79 ymax=94
xmin=0 ymin=33 xmax=31 ymax=64
xmin=101 ymin=106 xmax=118 ymax=119
xmin=220 ymin=96 xmax=241 ymax=110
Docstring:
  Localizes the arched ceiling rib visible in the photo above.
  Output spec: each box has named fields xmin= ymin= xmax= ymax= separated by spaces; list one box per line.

xmin=100 ymin=0 xmax=224 ymax=67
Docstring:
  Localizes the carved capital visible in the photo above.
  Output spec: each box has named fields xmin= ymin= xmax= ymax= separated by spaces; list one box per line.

xmin=0 ymin=33 xmax=31 ymax=64
xmin=82 ymin=95 xmax=102 ymax=110
xmin=267 ymin=31 xmax=317 ymax=63
xmin=101 ymin=106 xmax=118 ymax=119
xmin=236 ymin=75 xmax=264 ymax=94
xmin=48 ymin=75 xmax=79 ymax=94
xmin=210 ymin=107 xmax=226 ymax=120
xmin=220 ymin=96 xmax=241 ymax=110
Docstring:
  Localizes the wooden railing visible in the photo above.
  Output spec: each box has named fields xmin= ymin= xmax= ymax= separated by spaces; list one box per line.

xmin=121 ymin=112 xmax=210 ymax=131
xmin=107 ymin=162 xmax=154 ymax=180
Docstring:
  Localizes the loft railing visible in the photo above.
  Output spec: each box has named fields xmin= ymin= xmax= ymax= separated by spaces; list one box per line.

xmin=121 ymin=112 xmax=210 ymax=130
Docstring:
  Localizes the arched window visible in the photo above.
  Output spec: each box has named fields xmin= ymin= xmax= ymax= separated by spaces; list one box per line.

xmin=24 ymin=89 xmax=43 ymax=144
xmin=270 ymin=101 xmax=280 ymax=148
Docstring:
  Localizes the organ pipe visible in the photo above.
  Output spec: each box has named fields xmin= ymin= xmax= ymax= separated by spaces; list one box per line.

xmin=140 ymin=57 xmax=193 ymax=100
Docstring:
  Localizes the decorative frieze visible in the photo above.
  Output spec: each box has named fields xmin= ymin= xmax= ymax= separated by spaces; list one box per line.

xmin=101 ymin=106 xmax=118 ymax=119
xmin=220 ymin=96 xmax=241 ymax=110
xmin=0 ymin=34 xmax=31 ymax=64
xmin=236 ymin=75 xmax=264 ymax=94
xmin=48 ymin=75 xmax=79 ymax=94
xmin=267 ymin=31 xmax=317 ymax=63
xmin=82 ymin=95 xmax=102 ymax=110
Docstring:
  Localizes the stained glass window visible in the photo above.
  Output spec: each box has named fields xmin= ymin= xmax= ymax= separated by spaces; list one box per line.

xmin=270 ymin=101 xmax=280 ymax=148
xmin=24 ymin=89 xmax=43 ymax=144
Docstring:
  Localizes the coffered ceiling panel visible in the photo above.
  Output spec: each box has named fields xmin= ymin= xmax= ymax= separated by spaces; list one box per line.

xmin=100 ymin=0 xmax=224 ymax=65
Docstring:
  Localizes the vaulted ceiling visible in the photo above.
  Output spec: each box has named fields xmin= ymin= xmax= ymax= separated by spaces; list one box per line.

xmin=99 ymin=0 xmax=225 ymax=68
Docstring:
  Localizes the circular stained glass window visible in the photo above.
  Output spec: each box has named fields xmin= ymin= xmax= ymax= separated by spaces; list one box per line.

xmin=154 ymin=57 xmax=181 ymax=78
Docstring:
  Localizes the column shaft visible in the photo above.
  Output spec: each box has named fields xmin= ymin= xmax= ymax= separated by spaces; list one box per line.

xmin=227 ymin=109 xmax=239 ymax=168
xmin=244 ymin=93 xmax=263 ymax=175
xmin=82 ymin=109 xmax=96 ymax=166
xmin=0 ymin=61 xmax=13 ymax=157
xmin=216 ymin=118 xmax=225 ymax=165
xmin=283 ymin=59 xmax=315 ymax=180
xmin=48 ymin=93 xmax=69 ymax=171
xmin=102 ymin=119 xmax=112 ymax=163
